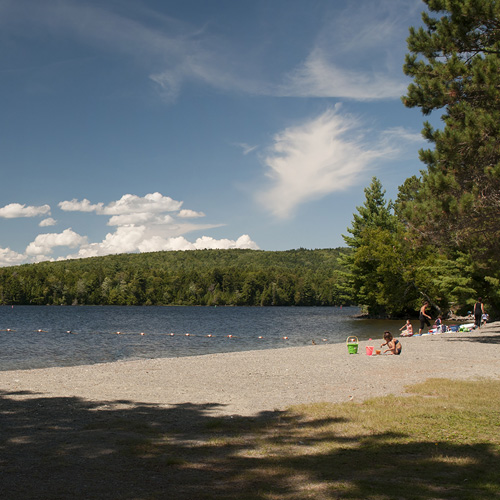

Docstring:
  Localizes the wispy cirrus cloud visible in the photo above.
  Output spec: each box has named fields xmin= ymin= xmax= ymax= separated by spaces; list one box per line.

xmin=277 ymin=0 xmax=420 ymax=100
xmin=278 ymin=48 xmax=407 ymax=99
xmin=0 ymin=0 xmax=415 ymax=102
xmin=256 ymin=107 xmax=398 ymax=218
xmin=233 ymin=143 xmax=258 ymax=156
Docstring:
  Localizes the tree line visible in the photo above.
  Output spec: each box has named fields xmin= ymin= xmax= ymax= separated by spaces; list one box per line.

xmin=0 ymin=248 xmax=352 ymax=307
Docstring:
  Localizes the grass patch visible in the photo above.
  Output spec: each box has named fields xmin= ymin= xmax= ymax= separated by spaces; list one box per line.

xmin=236 ymin=378 xmax=500 ymax=499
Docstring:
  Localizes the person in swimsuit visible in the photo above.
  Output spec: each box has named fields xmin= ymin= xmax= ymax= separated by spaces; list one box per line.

xmin=381 ymin=331 xmax=402 ymax=355
xmin=419 ymin=301 xmax=432 ymax=335
xmin=399 ymin=319 xmax=413 ymax=336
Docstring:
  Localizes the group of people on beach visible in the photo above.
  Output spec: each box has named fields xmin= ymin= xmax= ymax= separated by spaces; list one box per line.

xmin=378 ymin=297 xmax=487 ymax=356
xmin=398 ymin=301 xmax=433 ymax=337
xmin=399 ymin=298 xmax=487 ymax=336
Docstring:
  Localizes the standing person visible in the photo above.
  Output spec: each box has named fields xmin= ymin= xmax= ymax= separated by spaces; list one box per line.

xmin=474 ymin=298 xmax=485 ymax=329
xmin=418 ymin=301 xmax=432 ymax=335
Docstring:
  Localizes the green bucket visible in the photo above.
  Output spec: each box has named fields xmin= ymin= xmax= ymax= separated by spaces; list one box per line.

xmin=346 ymin=336 xmax=359 ymax=354
xmin=347 ymin=343 xmax=358 ymax=354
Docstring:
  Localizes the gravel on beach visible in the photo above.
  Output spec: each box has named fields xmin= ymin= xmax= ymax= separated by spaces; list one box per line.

xmin=1 ymin=321 xmax=499 ymax=416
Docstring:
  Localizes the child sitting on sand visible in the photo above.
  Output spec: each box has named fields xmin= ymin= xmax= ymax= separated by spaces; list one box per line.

xmin=399 ymin=319 xmax=413 ymax=337
xmin=381 ymin=331 xmax=402 ymax=355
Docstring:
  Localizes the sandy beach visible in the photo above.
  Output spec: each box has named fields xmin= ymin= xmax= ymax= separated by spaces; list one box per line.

xmin=1 ymin=321 xmax=499 ymax=416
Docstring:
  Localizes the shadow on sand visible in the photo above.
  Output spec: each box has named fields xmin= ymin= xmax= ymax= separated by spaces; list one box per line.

xmin=446 ymin=334 xmax=500 ymax=345
xmin=1 ymin=389 xmax=499 ymax=499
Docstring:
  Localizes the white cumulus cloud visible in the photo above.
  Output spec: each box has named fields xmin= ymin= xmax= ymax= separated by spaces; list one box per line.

xmin=178 ymin=209 xmax=205 ymax=218
xmin=194 ymin=234 xmax=259 ymax=250
xmin=1 ymin=190 xmax=259 ymax=265
xmin=0 ymin=247 xmax=26 ymax=267
xmin=101 ymin=192 xmax=183 ymax=215
xmin=39 ymin=217 xmax=57 ymax=227
xmin=67 ymin=229 xmax=259 ymax=258
xmin=59 ymin=199 xmax=104 ymax=212
xmin=137 ymin=234 xmax=259 ymax=252
xmin=59 ymin=193 xmax=183 ymax=217
xmin=106 ymin=213 xmax=175 ymax=227
xmin=25 ymin=228 xmax=88 ymax=257
xmin=0 ymin=203 xmax=51 ymax=219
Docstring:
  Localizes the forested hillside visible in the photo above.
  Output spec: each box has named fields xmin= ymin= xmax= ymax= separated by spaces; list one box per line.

xmin=0 ymin=248 xmax=351 ymax=306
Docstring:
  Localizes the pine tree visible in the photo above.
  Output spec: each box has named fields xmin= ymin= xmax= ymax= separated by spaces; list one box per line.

xmin=343 ymin=177 xmax=396 ymax=248
xmin=401 ymin=0 xmax=500 ymax=315
xmin=401 ymin=0 xmax=500 ymax=254
xmin=343 ymin=178 xmax=407 ymax=316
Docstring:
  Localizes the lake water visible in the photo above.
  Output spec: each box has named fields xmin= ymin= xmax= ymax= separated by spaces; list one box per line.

xmin=0 ymin=306 xmax=409 ymax=371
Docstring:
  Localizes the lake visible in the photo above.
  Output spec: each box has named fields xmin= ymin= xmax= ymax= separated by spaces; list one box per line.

xmin=0 ymin=306 xmax=409 ymax=371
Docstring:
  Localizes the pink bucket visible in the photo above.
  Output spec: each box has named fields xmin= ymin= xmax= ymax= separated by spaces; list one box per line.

xmin=366 ymin=346 xmax=374 ymax=356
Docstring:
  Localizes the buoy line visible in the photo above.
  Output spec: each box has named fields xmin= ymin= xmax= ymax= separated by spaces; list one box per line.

xmin=0 ymin=327 xmax=332 ymax=343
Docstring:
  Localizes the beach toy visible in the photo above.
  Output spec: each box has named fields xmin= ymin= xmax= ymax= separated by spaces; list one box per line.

xmin=375 ymin=349 xmax=381 ymax=355
xmin=346 ymin=336 xmax=358 ymax=354
xmin=366 ymin=346 xmax=374 ymax=356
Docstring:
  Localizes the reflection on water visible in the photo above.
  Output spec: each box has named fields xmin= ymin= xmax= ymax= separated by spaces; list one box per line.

xmin=0 ymin=306 xmax=411 ymax=371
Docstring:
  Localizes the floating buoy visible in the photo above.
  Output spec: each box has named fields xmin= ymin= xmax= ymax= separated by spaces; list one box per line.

xmin=258 ymin=336 xmax=263 ymax=339
xmin=140 ymin=332 xmax=145 ymax=336
xmin=206 ymin=334 xmax=213 ymax=337
xmin=227 ymin=334 xmax=233 ymax=338
xmin=169 ymin=333 xmax=175 ymax=336
xmin=185 ymin=333 xmax=191 ymax=336
xmin=282 ymin=336 xmax=288 ymax=340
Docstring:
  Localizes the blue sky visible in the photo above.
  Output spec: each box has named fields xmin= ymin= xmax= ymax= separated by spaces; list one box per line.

xmin=0 ymin=0 xmax=434 ymax=266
